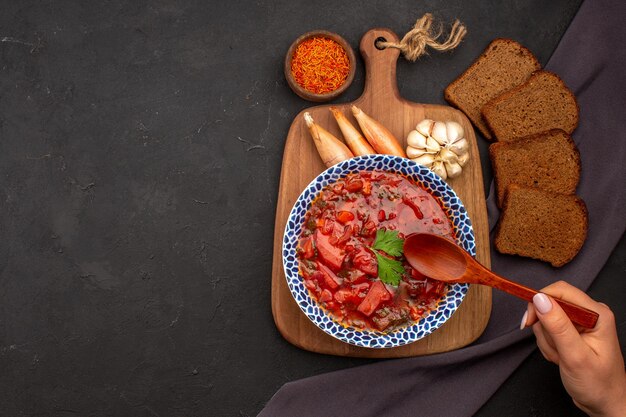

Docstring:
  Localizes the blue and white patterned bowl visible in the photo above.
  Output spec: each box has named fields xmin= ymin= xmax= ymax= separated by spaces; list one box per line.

xmin=282 ymin=154 xmax=475 ymax=348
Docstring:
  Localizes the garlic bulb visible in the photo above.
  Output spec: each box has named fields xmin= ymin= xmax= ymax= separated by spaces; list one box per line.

xmin=405 ymin=119 xmax=470 ymax=180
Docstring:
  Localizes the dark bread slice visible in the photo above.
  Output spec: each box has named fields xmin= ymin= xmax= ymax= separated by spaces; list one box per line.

xmin=482 ymin=70 xmax=579 ymax=142
xmin=494 ymin=185 xmax=588 ymax=267
xmin=444 ymin=38 xmax=540 ymax=140
xmin=489 ymin=129 xmax=581 ymax=208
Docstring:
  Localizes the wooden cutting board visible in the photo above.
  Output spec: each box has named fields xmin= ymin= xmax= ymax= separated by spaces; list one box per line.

xmin=271 ymin=28 xmax=491 ymax=358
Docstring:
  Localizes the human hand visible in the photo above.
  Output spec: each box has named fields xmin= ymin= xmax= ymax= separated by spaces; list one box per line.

xmin=521 ymin=281 xmax=626 ymax=417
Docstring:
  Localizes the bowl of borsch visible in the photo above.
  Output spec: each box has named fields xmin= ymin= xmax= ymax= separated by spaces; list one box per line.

xmin=282 ymin=154 xmax=475 ymax=348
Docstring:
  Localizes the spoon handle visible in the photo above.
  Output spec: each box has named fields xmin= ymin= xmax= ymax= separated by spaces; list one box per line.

xmin=553 ymin=298 xmax=599 ymax=329
xmin=485 ymin=273 xmax=599 ymax=328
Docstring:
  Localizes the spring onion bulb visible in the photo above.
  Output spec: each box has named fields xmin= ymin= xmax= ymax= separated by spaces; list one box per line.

xmin=329 ymin=107 xmax=375 ymax=156
xmin=351 ymin=106 xmax=407 ymax=158
xmin=304 ymin=112 xmax=354 ymax=167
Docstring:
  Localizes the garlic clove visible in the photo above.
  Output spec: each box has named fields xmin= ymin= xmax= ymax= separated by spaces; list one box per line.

xmin=425 ymin=136 xmax=441 ymax=153
xmin=412 ymin=153 xmax=436 ymax=167
xmin=431 ymin=160 xmax=447 ymax=180
xmin=448 ymin=138 xmax=469 ymax=156
xmin=407 ymin=146 xmax=425 ymax=159
xmin=415 ymin=119 xmax=434 ymax=137
xmin=457 ymin=151 xmax=470 ymax=167
xmin=406 ymin=130 xmax=427 ymax=149
xmin=445 ymin=121 xmax=464 ymax=143
xmin=444 ymin=160 xmax=463 ymax=178
xmin=411 ymin=118 xmax=469 ymax=180
xmin=431 ymin=121 xmax=449 ymax=145
xmin=439 ymin=148 xmax=459 ymax=164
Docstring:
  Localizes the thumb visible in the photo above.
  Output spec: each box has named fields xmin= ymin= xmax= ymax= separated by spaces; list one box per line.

xmin=533 ymin=293 xmax=587 ymax=363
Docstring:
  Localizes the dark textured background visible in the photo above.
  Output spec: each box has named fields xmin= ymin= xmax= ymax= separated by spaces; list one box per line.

xmin=1 ymin=1 xmax=623 ymax=416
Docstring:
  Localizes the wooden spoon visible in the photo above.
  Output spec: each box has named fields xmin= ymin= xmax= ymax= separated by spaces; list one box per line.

xmin=403 ymin=233 xmax=599 ymax=328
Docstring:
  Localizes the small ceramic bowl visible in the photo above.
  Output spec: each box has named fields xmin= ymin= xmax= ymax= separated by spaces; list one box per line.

xmin=284 ymin=30 xmax=356 ymax=102
xmin=282 ymin=155 xmax=476 ymax=348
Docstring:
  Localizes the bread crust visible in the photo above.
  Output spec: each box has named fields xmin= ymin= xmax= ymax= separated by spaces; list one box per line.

xmin=444 ymin=38 xmax=540 ymax=140
xmin=494 ymin=185 xmax=588 ymax=267
xmin=489 ymin=128 xmax=582 ymax=207
xmin=481 ymin=70 xmax=580 ymax=142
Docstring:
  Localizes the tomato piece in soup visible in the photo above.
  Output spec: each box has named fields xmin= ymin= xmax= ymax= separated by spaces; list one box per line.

xmin=314 ymin=230 xmax=345 ymax=271
xmin=336 ymin=210 xmax=355 ymax=224
xmin=352 ymin=247 xmax=377 ymax=276
xmin=357 ymin=281 xmax=391 ymax=316
xmin=319 ymin=289 xmax=333 ymax=302
xmin=316 ymin=261 xmax=342 ymax=290
xmin=300 ymin=236 xmax=315 ymax=259
xmin=344 ymin=179 xmax=363 ymax=192
xmin=334 ymin=282 xmax=369 ymax=305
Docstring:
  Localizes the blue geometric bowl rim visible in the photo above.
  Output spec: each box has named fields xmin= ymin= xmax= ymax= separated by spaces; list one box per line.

xmin=282 ymin=154 xmax=475 ymax=348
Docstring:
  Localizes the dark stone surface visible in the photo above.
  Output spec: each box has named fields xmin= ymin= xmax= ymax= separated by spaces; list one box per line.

xmin=1 ymin=1 xmax=622 ymax=416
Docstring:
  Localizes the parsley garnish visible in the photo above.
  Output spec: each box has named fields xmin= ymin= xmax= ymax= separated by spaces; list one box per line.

xmin=370 ymin=229 xmax=406 ymax=286
xmin=372 ymin=229 xmax=404 ymax=257
xmin=374 ymin=252 xmax=405 ymax=286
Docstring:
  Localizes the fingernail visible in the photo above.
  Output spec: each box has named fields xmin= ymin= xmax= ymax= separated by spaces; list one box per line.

xmin=533 ymin=293 xmax=553 ymax=314
xmin=519 ymin=310 xmax=528 ymax=330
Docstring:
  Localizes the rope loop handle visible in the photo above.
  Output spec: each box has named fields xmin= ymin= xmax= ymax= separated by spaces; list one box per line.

xmin=377 ymin=13 xmax=467 ymax=61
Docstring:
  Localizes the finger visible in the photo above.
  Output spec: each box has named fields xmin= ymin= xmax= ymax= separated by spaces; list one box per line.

xmin=585 ymin=303 xmax=623 ymax=354
xmin=524 ymin=303 xmax=586 ymax=333
xmin=520 ymin=305 xmax=529 ymax=330
xmin=532 ymin=321 xmax=560 ymax=364
xmin=592 ymin=302 xmax=620 ymax=336
xmin=540 ymin=280 xmax=602 ymax=312
xmin=534 ymin=319 xmax=559 ymax=353
xmin=521 ymin=303 xmax=537 ymax=329
xmin=541 ymin=281 xmax=610 ymax=334
xmin=533 ymin=293 xmax=591 ymax=366
xmin=523 ymin=280 xmax=588 ymax=329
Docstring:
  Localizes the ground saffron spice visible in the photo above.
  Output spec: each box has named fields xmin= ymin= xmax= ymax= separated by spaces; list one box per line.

xmin=290 ymin=37 xmax=351 ymax=94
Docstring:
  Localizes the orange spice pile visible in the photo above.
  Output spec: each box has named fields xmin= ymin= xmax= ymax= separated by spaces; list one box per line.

xmin=290 ymin=37 xmax=351 ymax=94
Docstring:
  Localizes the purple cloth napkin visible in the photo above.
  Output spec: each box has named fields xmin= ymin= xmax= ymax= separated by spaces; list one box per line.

xmin=259 ymin=0 xmax=626 ymax=415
